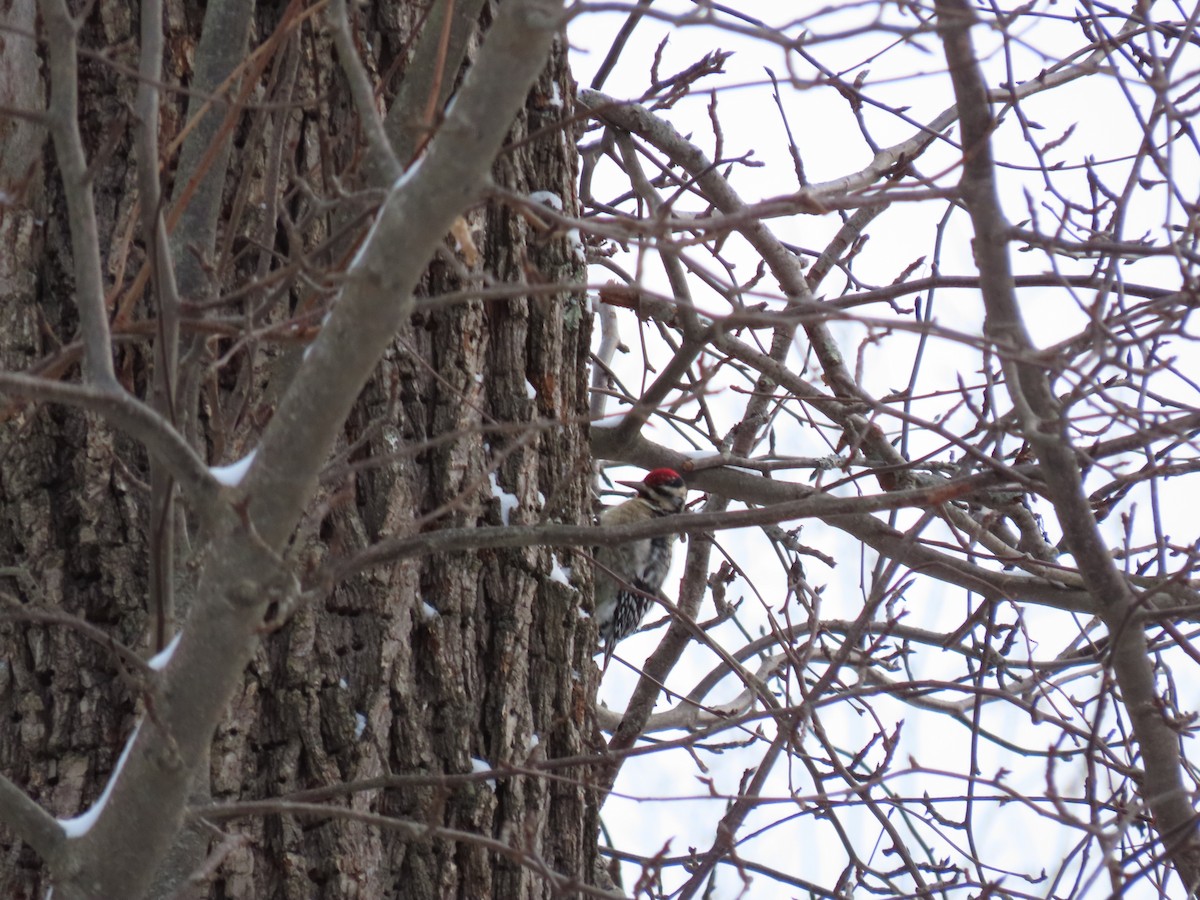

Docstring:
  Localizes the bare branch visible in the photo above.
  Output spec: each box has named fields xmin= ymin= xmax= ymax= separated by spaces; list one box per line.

xmin=0 ymin=373 xmax=217 ymax=512
xmin=935 ymin=0 xmax=1200 ymax=886
xmin=327 ymin=0 xmax=403 ymax=184
xmin=38 ymin=0 xmax=117 ymax=387
xmin=136 ymin=0 xmax=185 ymax=649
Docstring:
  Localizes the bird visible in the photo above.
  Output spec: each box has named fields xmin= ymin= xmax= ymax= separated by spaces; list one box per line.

xmin=593 ymin=468 xmax=688 ymax=665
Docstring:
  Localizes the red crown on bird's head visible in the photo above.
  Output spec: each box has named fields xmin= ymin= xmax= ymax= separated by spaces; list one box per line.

xmin=643 ymin=468 xmax=684 ymax=488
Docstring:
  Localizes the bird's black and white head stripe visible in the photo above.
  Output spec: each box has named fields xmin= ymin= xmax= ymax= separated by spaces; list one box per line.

xmin=623 ymin=467 xmax=687 ymax=515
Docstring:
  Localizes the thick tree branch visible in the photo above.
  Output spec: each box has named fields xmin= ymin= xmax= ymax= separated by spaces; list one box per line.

xmin=934 ymin=0 xmax=1200 ymax=888
xmin=240 ymin=0 xmax=564 ymax=549
xmin=334 ymin=462 xmax=1099 ymax=614
xmin=0 ymin=773 xmax=64 ymax=869
xmin=45 ymin=2 xmax=568 ymax=897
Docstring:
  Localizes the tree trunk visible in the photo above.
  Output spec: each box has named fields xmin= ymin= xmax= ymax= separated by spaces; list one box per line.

xmin=0 ymin=2 xmax=597 ymax=897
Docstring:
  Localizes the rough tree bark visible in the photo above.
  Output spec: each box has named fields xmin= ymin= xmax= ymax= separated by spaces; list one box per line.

xmin=0 ymin=1 xmax=598 ymax=897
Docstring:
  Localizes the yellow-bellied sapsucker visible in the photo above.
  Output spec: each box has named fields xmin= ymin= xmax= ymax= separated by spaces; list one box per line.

xmin=594 ymin=468 xmax=688 ymax=662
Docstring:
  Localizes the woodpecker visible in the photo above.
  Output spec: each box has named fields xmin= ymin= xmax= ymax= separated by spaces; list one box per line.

xmin=594 ymin=468 xmax=688 ymax=663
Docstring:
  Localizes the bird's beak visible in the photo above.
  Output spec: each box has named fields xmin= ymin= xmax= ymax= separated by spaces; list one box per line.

xmin=615 ymin=479 xmax=642 ymax=490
